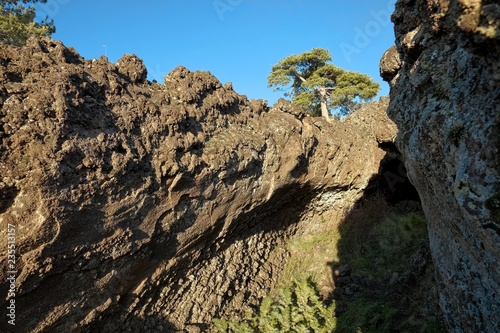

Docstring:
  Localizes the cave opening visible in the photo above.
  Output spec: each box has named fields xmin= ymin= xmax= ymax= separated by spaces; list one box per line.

xmin=376 ymin=142 xmax=421 ymax=205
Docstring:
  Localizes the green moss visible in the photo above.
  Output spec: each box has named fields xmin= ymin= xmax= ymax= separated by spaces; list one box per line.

xmin=336 ymin=298 xmax=398 ymax=333
xmin=275 ymin=222 xmax=340 ymax=295
xmin=334 ymin=210 xmax=446 ymax=332
xmin=339 ymin=212 xmax=430 ymax=279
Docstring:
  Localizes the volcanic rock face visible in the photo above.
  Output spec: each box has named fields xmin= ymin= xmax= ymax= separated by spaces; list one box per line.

xmin=381 ymin=0 xmax=500 ymax=332
xmin=0 ymin=38 xmax=395 ymax=332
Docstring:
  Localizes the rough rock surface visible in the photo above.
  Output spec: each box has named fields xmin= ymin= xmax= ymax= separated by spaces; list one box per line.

xmin=381 ymin=0 xmax=500 ymax=332
xmin=0 ymin=38 xmax=396 ymax=332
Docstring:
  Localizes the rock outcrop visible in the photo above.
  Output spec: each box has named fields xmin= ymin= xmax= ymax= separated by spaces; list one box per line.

xmin=0 ymin=38 xmax=396 ymax=332
xmin=381 ymin=0 xmax=499 ymax=332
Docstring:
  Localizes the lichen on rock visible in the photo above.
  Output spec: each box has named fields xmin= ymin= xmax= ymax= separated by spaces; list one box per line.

xmin=381 ymin=0 xmax=500 ymax=332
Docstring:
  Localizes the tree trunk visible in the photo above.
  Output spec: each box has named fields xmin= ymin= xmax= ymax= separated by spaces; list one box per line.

xmin=319 ymin=87 xmax=329 ymax=119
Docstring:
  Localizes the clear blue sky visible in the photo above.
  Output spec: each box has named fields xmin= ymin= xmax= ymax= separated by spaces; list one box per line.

xmin=36 ymin=0 xmax=396 ymax=105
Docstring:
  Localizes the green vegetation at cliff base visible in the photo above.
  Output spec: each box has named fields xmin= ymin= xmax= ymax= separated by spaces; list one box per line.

xmin=213 ymin=198 xmax=447 ymax=332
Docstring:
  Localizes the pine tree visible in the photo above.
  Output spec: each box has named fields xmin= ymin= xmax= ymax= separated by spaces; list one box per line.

xmin=0 ymin=0 xmax=55 ymax=46
xmin=268 ymin=48 xmax=380 ymax=119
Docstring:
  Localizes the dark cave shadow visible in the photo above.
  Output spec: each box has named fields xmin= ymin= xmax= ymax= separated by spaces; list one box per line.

xmin=325 ymin=147 xmax=445 ymax=332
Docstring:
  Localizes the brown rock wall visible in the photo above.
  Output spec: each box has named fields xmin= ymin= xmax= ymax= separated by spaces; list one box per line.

xmin=0 ymin=38 xmax=396 ymax=332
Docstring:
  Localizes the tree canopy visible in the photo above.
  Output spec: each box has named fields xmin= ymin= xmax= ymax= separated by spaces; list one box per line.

xmin=268 ymin=48 xmax=380 ymax=119
xmin=0 ymin=0 xmax=55 ymax=46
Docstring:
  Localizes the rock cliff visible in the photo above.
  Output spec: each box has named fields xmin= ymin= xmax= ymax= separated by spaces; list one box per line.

xmin=0 ymin=38 xmax=396 ymax=332
xmin=381 ymin=0 xmax=499 ymax=332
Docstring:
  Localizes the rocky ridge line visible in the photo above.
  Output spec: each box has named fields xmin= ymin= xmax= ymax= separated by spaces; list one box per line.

xmin=0 ymin=38 xmax=396 ymax=332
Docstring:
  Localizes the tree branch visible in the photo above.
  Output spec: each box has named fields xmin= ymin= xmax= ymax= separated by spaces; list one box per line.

xmin=292 ymin=71 xmax=307 ymax=83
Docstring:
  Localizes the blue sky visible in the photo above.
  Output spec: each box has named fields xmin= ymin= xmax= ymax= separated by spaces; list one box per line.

xmin=37 ymin=0 xmax=396 ymax=105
